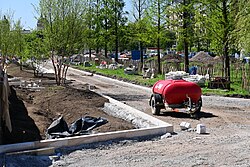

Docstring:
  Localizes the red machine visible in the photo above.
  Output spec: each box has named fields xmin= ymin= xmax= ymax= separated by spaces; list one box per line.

xmin=149 ymin=79 xmax=202 ymax=117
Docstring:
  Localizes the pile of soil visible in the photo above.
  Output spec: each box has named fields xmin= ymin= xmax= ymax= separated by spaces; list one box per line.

xmin=190 ymin=51 xmax=214 ymax=63
xmin=3 ymin=64 xmax=135 ymax=144
xmin=162 ymin=54 xmax=183 ymax=63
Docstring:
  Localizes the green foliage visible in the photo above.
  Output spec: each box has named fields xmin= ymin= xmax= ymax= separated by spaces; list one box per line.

xmin=39 ymin=0 xmax=85 ymax=57
xmin=146 ymin=0 xmax=175 ymax=48
xmin=0 ymin=13 xmax=26 ymax=67
xmin=198 ymin=0 xmax=238 ymax=55
xmin=82 ymin=0 xmax=128 ymax=57
xmin=21 ymin=30 xmax=48 ymax=64
xmin=167 ymin=0 xmax=196 ymax=51
xmin=2 ymin=0 xmax=250 ymax=91
xmin=235 ymin=0 xmax=250 ymax=53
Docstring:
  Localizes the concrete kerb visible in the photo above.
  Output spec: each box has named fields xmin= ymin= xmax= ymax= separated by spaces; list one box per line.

xmin=0 ymin=126 xmax=168 ymax=154
xmin=66 ymin=70 xmax=172 ymax=128
xmin=102 ymin=94 xmax=172 ymax=128
xmin=0 ymin=122 xmax=172 ymax=154
xmin=0 ymin=67 xmax=173 ymax=155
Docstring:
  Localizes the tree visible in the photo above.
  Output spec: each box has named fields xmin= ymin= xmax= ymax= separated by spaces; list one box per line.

xmin=190 ymin=3 xmax=212 ymax=52
xmin=12 ymin=20 xmax=26 ymax=70
xmin=0 ymin=15 xmax=11 ymax=68
xmin=38 ymin=0 xmax=85 ymax=85
xmin=199 ymin=0 xmax=239 ymax=87
xmin=108 ymin=0 xmax=128 ymax=62
xmin=235 ymin=0 xmax=250 ymax=53
xmin=101 ymin=0 xmax=112 ymax=57
xmin=0 ymin=13 xmax=25 ymax=69
xmin=147 ymin=0 xmax=170 ymax=74
xmin=132 ymin=0 xmax=149 ymax=69
xmin=84 ymin=0 xmax=96 ymax=59
xmin=94 ymin=0 xmax=101 ymax=54
xmin=21 ymin=30 xmax=47 ymax=74
xmin=83 ymin=0 xmax=127 ymax=61
xmin=12 ymin=20 xmax=24 ymax=57
xmin=167 ymin=0 xmax=195 ymax=73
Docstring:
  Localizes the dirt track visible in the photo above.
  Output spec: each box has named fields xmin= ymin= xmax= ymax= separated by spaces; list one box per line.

xmin=3 ymin=64 xmax=250 ymax=167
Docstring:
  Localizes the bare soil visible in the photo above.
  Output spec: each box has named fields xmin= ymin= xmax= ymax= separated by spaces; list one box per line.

xmin=3 ymin=64 xmax=134 ymax=144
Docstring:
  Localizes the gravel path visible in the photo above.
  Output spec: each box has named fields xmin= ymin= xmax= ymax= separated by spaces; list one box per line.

xmin=3 ymin=66 xmax=250 ymax=167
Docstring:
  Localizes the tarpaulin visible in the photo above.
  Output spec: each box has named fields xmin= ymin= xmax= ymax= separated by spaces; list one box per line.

xmin=46 ymin=116 xmax=108 ymax=139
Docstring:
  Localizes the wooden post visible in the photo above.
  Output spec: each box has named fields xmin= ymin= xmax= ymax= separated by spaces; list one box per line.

xmin=0 ymin=103 xmax=2 ymax=145
xmin=0 ymin=74 xmax=3 ymax=145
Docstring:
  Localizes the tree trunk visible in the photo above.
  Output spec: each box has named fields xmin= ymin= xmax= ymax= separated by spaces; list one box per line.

xmin=222 ymin=0 xmax=230 ymax=89
xmin=157 ymin=0 xmax=161 ymax=75
xmin=183 ymin=0 xmax=189 ymax=73
xmin=20 ymin=61 xmax=23 ymax=71
xmin=184 ymin=38 xmax=189 ymax=73
xmin=62 ymin=64 xmax=66 ymax=84
xmin=157 ymin=39 xmax=161 ymax=74
xmin=138 ymin=0 xmax=144 ymax=71
xmin=57 ymin=61 xmax=61 ymax=86
xmin=51 ymin=53 xmax=59 ymax=85
xmin=139 ymin=42 xmax=144 ymax=71
xmin=63 ymin=64 xmax=69 ymax=84
xmin=115 ymin=30 xmax=119 ymax=63
xmin=104 ymin=0 xmax=108 ymax=58
xmin=89 ymin=48 xmax=92 ymax=60
xmin=115 ymin=1 xmax=119 ymax=63
xmin=96 ymin=0 xmax=100 ymax=56
xmin=105 ymin=44 xmax=108 ymax=58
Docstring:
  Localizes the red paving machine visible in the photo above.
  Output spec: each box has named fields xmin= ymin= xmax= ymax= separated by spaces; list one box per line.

xmin=149 ymin=79 xmax=202 ymax=118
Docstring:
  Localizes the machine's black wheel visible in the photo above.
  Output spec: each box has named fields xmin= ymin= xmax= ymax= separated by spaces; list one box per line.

xmin=191 ymin=98 xmax=202 ymax=119
xmin=151 ymin=94 xmax=161 ymax=115
xmin=196 ymin=98 xmax=202 ymax=113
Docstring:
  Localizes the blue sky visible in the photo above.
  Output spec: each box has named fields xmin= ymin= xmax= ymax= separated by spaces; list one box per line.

xmin=0 ymin=0 xmax=132 ymax=30
xmin=0 ymin=0 xmax=39 ymax=29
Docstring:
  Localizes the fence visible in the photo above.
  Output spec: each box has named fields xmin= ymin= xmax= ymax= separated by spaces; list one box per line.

xmin=141 ymin=58 xmax=250 ymax=92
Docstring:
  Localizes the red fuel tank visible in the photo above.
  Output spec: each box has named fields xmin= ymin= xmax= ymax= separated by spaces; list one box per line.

xmin=152 ymin=79 xmax=202 ymax=105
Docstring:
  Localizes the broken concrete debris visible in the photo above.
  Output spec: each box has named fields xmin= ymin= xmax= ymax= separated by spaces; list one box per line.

xmin=180 ymin=122 xmax=207 ymax=134
xmin=196 ymin=124 xmax=206 ymax=134
xmin=160 ymin=133 xmax=172 ymax=139
xmin=124 ymin=65 xmax=138 ymax=75
xmin=180 ymin=122 xmax=191 ymax=130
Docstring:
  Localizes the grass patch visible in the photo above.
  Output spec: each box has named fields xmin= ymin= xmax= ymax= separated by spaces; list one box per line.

xmin=76 ymin=64 xmax=164 ymax=86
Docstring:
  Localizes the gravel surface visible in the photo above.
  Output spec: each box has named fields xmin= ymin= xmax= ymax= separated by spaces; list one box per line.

xmin=2 ymin=65 xmax=250 ymax=167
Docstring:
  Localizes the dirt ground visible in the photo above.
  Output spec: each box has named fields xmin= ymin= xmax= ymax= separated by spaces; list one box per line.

xmin=3 ymin=63 xmax=134 ymax=144
xmin=2 ymin=63 xmax=250 ymax=166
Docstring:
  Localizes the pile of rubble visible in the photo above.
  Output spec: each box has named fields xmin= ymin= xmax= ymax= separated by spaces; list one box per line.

xmin=179 ymin=121 xmax=207 ymax=134
xmin=8 ymin=77 xmax=44 ymax=91
xmin=165 ymin=71 xmax=208 ymax=87
xmin=96 ymin=61 xmax=124 ymax=70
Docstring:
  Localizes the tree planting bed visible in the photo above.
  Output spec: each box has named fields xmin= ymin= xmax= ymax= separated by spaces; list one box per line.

xmin=3 ymin=63 xmax=135 ymax=144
